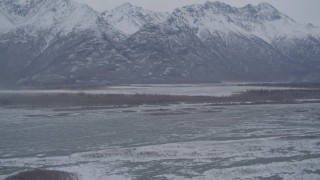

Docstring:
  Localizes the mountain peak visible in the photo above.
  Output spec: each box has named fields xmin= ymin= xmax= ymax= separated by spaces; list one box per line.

xmin=0 ymin=0 xmax=51 ymax=8
xmin=0 ymin=0 xmax=46 ymax=16
xmin=115 ymin=2 xmax=133 ymax=10
xmin=103 ymin=2 xmax=168 ymax=34
xmin=204 ymin=1 xmax=234 ymax=12
xmin=257 ymin=2 xmax=276 ymax=10
xmin=238 ymin=2 xmax=282 ymax=21
xmin=255 ymin=2 xmax=282 ymax=21
xmin=0 ymin=0 xmax=108 ymax=34
xmin=1 ymin=0 xmax=35 ymax=6
xmin=205 ymin=1 xmax=230 ymax=8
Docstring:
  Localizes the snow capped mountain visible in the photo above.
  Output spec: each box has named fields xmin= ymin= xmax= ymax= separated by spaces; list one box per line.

xmin=238 ymin=3 xmax=320 ymax=43
xmin=0 ymin=0 xmax=129 ymax=85
xmin=0 ymin=0 xmax=44 ymax=17
xmin=167 ymin=1 xmax=320 ymax=43
xmin=167 ymin=2 xmax=250 ymax=39
xmin=0 ymin=0 xmax=320 ymax=85
xmin=102 ymin=3 xmax=169 ymax=34
xmin=0 ymin=0 xmax=114 ymax=35
xmin=125 ymin=1 xmax=320 ymax=82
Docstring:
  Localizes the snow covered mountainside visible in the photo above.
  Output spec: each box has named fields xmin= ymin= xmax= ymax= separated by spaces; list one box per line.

xmin=167 ymin=2 xmax=319 ymax=43
xmin=0 ymin=0 xmax=320 ymax=86
xmin=0 ymin=0 xmax=131 ymax=85
xmin=102 ymin=3 xmax=169 ymax=35
xmin=126 ymin=1 xmax=320 ymax=82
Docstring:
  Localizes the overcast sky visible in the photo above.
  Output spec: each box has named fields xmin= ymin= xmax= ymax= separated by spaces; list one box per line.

xmin=74 ymin=0 xmax=320 ymax=26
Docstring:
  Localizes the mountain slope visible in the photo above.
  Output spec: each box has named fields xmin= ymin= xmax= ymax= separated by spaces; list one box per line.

xmin=124 ymin=1 xmax=320 ymax=82
xmin=102 ymin=3 xmax=169 ymax=35
xmin=0 ymin=0 xmax=134 ymax=85
xmin=0 ymin=0 xmax=320 ymax=85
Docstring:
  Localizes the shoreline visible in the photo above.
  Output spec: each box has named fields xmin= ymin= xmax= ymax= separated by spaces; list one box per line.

xmin=1 ymin=89 xmax=320 ymax=108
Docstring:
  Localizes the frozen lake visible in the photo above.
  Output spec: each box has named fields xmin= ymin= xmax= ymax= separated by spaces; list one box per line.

xmin=0 ymin=84 xmax=295 ymax=96
xmin=1 ymin=103 xmax=320 ymax=179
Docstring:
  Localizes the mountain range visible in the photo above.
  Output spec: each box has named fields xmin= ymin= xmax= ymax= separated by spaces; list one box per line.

xmin=0 ymin=0 xmax=320 ymax=86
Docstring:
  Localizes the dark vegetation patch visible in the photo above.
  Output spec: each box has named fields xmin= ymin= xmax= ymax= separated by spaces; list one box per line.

xmin=200 ymin=110 xmax=221 ymax=113
xmin=143 ymin=108 xmax=171 ymax=112
xmin=53 ymin=105 xmax=133 ymax=111
xmin=148 ymin=111 xmax=192 ymax=116
xmin=1 ymin=89 xmax=320 ymax=108
xmin=25 ymin=114 xmax=51 ymax=118
xmin=121 ymin=110 xmax=137 ymax=113
xmin=241 ymin=82 xmax=320 ymax=88
xmin=53 ymin=113 xmax=73 ymax=117
xmin=5 ymin=169 xmax=78 ymax=180
xmin=181 ymin=107 xmax=198 ymax=111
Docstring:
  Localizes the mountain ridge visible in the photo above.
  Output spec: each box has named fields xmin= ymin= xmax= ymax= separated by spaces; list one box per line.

xmin=102 ymin=2 xmax=169 ymax=35
xmin=0 ymin=0 xmax=320 ymax=86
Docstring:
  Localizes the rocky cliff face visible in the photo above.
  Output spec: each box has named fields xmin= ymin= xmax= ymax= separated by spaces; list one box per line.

xmin=0 ymin=0 xmax=319 ymax=86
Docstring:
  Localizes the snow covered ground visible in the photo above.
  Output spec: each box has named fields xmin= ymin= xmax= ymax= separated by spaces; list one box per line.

xmin=1 ymin=103 xmax=320 ymax=179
